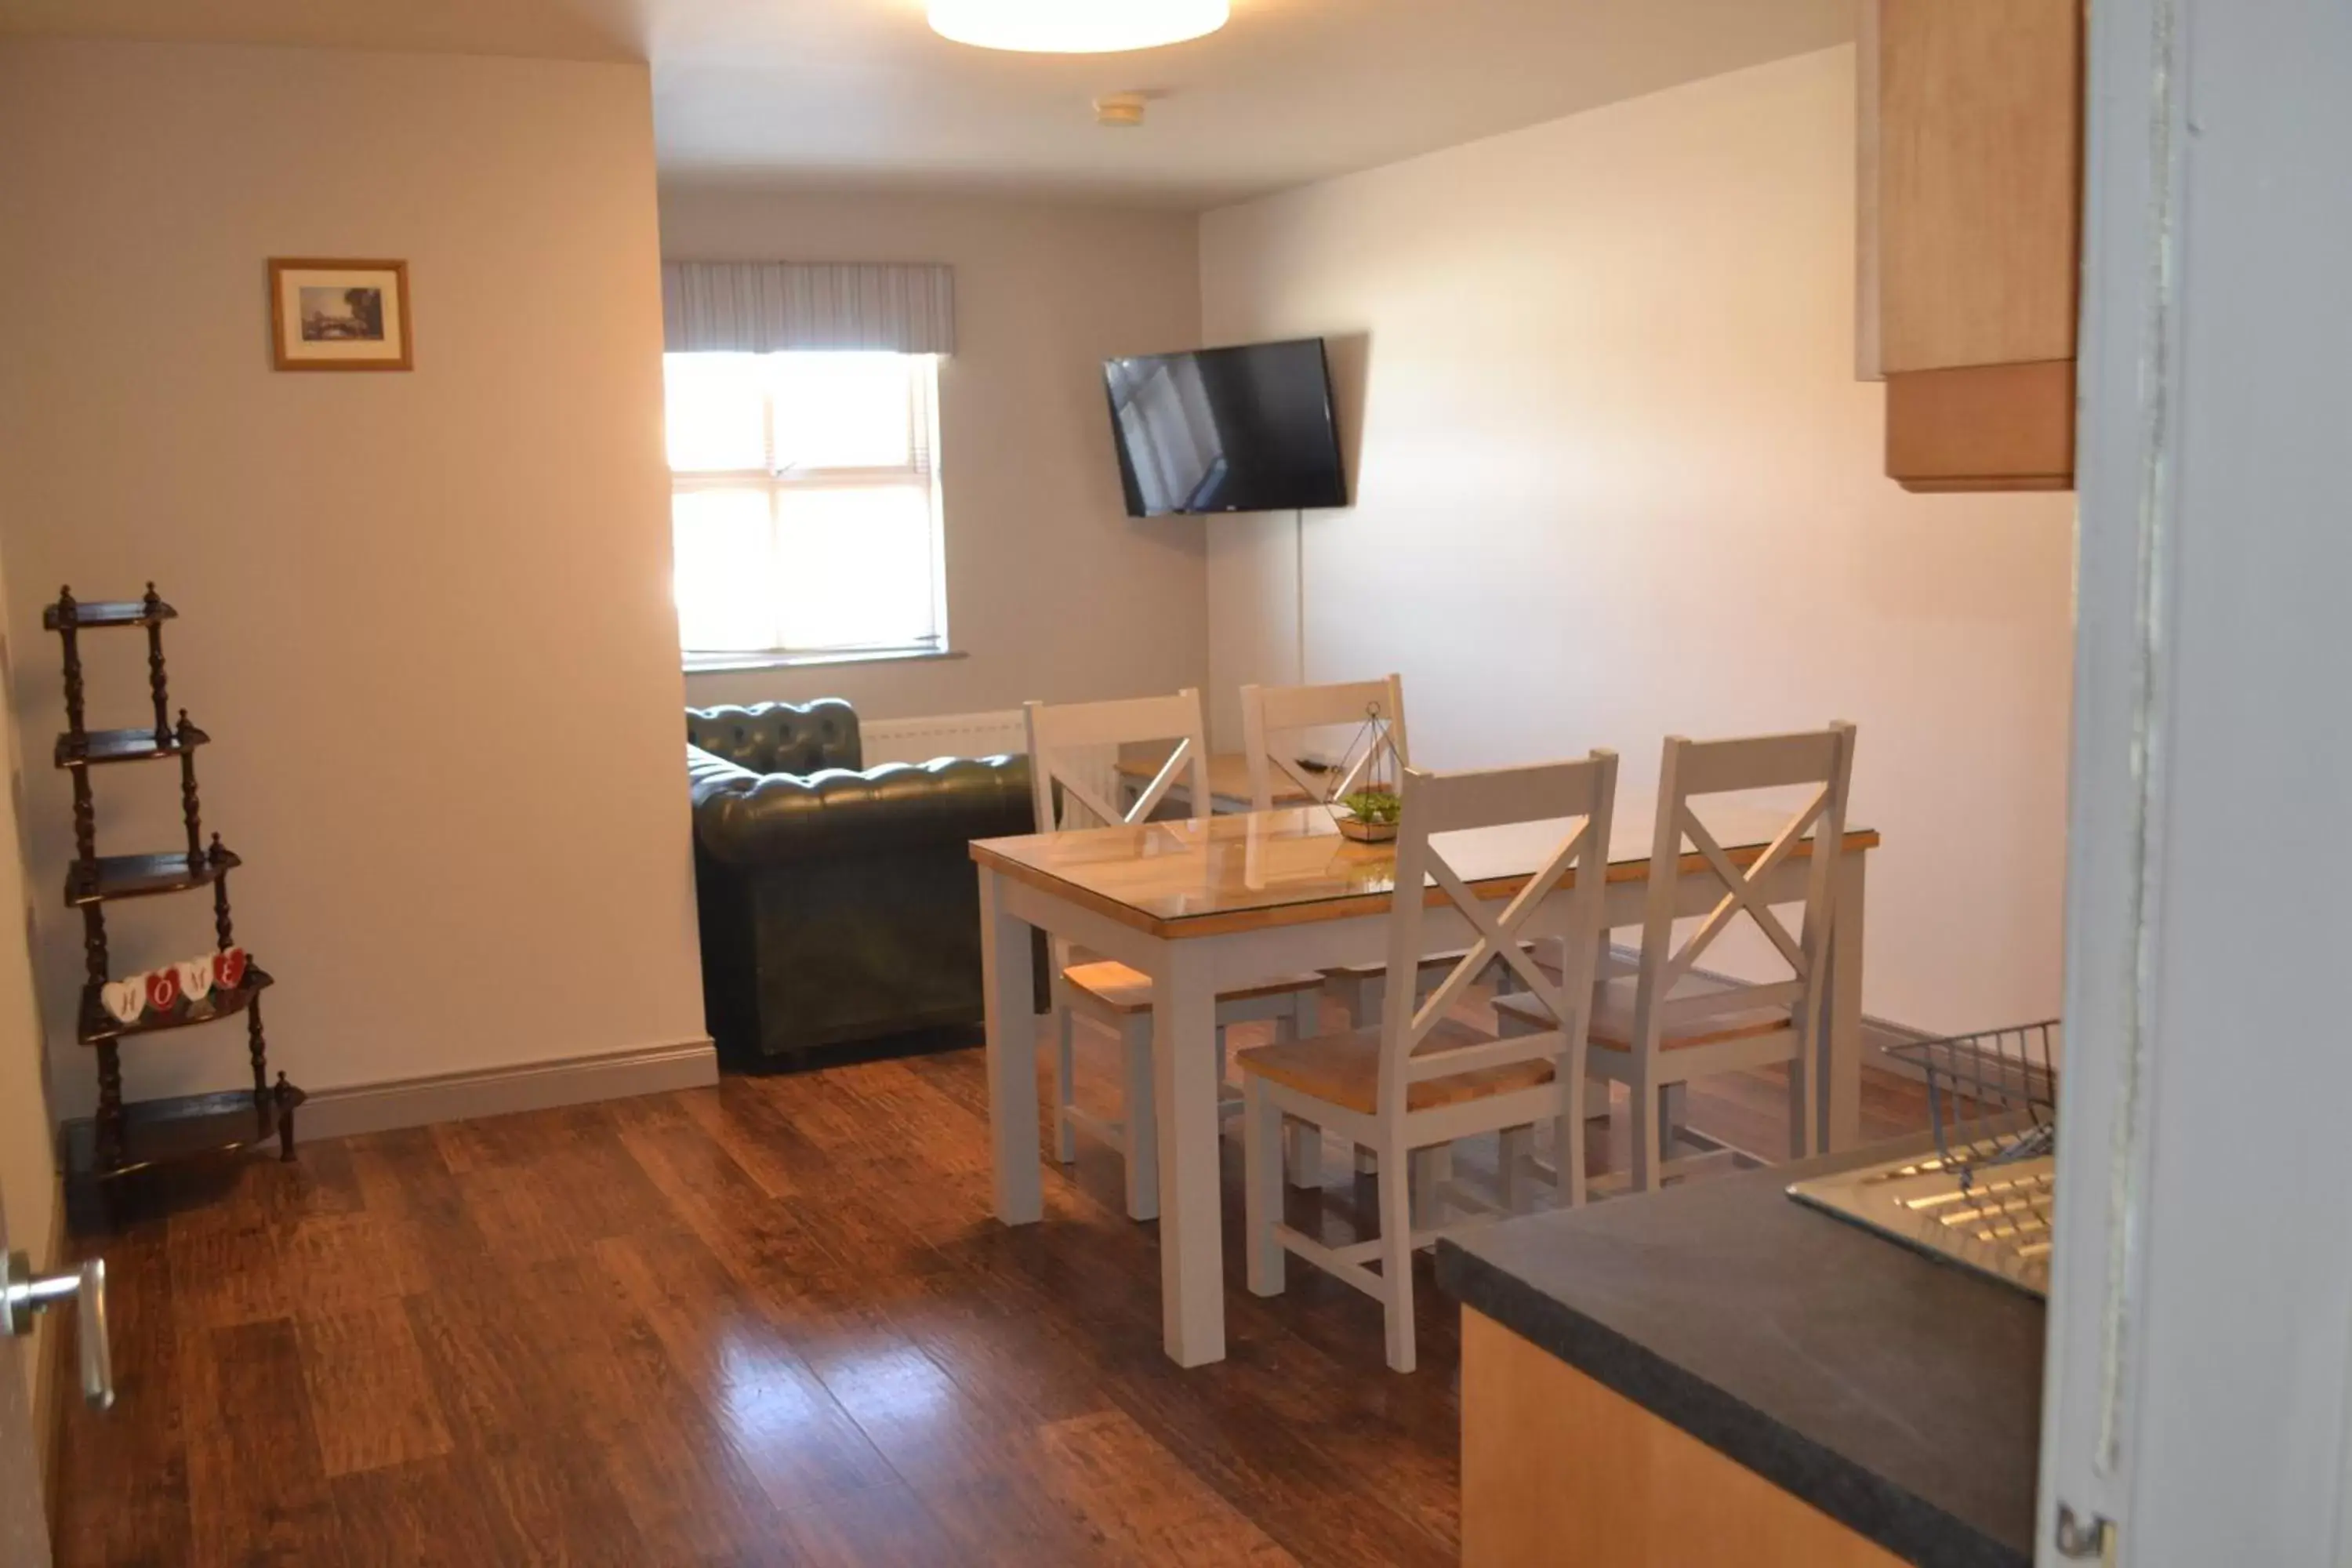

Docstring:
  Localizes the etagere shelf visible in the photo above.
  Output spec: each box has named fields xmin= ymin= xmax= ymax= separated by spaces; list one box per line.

xmin=45 ymin=583 xmax=301 ymax=1228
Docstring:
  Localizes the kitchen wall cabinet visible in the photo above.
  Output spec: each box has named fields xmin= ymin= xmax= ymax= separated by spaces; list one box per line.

xmin=1860 ymin=0 xmax=2084 ymax=492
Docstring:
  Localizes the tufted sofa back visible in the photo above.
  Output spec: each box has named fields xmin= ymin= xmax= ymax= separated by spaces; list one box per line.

xmin=686 ymin=699 xmax=862 ymax=777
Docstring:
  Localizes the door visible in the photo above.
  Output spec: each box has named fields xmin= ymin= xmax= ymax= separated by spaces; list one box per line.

xmin=2042 ymin=0 xmax=2352 ymax=1562
xmin=0 ymin=1171 xmax=51 ymax=1566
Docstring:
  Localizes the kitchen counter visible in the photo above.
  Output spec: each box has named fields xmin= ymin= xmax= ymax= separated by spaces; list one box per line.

xmin=1436 ymin=1138 xmax=2042 ymax=1568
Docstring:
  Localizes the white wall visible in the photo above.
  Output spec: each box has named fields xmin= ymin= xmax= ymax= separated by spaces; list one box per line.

xmin=659 ymin=187 xmax=1209 ymax=724
xmin=0 ymin=39 xmax=708 ymax=1116
xmin=1198 ymin=47 xmax=2074 ymax=1033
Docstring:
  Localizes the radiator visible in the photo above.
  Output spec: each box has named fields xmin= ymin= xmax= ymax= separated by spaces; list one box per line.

xmin=859 ymin=708 xmax=1124 ymax=829
xmin=859 ymin=709 xmax=1025 ymax=766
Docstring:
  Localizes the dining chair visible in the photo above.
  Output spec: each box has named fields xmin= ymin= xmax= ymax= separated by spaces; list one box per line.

xmin=1240 ymin=674 xmax=1540 ymax=1187
xmin=1236 ymin=752 xmax=1618 ymax=1372
xmin=1495 ymin=723 xmax=1857 ymax=1194
xmin=1023 ymin=689 xmax=1325 ymax=1222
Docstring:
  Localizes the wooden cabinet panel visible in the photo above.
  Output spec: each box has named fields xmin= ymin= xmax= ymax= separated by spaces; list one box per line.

xmin=1460 ymin=1310 xmax=1907 ymax=1568
xmin=1886 ymin=358 xmax=2075 ymax=492
xmin=1878 ymin=0 xmax=2082 ymax=376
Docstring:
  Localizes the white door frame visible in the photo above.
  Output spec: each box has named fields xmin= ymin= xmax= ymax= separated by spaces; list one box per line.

xmin=2041 ymin=0 xmax=2352 ymax=1562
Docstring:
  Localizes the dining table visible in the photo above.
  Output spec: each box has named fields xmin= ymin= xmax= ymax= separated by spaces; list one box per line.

xmin=971 ymin=800 xmax=1881 ymax=1368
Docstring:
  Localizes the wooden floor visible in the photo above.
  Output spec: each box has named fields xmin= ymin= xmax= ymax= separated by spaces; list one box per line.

xmin=53 ymin=1002 xmax=1929 ymax=1567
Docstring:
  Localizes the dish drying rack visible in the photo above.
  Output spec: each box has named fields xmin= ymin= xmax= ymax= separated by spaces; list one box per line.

xmin=1785 ymin=1019 xmax=2062 ymax=1297
xmin=1884 ymin=1019 xmax=2060 ymax=1189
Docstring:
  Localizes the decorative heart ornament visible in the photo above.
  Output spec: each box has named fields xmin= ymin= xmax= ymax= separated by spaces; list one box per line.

xmin=215 ymin=946 xmax=249 ymax=991
xmin=175 ymin=955 xmax=216 ymax=1001
xmin=101 ymin=976 xmax=146 ymax=1025
xmin=144 ymin=968 xmax=181 ymax=1014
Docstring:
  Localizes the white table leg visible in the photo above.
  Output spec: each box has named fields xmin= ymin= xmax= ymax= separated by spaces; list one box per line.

xmin=981 ymin=868 xmax=1043 ymax=1225
xmin=1152 ymin=941 xmax=1226 ymax=1367
xmin=1822 ymin=850 xmax=1868 ymax=1152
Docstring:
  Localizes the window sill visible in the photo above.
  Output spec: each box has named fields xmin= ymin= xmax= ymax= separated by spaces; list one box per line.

xmin=682 ymin=647 xmax=968 ymax=676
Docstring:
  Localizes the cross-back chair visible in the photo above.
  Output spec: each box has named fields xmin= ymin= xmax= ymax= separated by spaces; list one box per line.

xmin=1236 ymin=752 xmax=1618 ymax=1372
xmin=1022 ymin=690 xmax=1324 ymax=1221
xmin=1497 ymin=722 xmax=1857 ymax=1193
xmin=1240 ymin=674 xmax=1545 ymax=1186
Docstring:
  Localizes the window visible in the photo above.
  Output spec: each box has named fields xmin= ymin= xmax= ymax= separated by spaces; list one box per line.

xmin=665 ymin=351 xmax=946 ymax=664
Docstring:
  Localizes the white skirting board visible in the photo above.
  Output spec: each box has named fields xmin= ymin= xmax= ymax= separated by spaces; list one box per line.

xmin=294 ymin=1037 xmax=718 ymax=1142
xmin=860 ymin=708 xmax=1024 ymax=765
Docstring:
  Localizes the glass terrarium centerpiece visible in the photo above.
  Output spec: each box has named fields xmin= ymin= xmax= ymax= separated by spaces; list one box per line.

xmin=1325 ymin=702 xmax=1404 ymax=844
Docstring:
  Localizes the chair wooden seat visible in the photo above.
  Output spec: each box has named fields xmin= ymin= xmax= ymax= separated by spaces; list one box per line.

xmin=1238 ymin=1018 xmax=1555 ymax=1115
xmin=1065 ymin=960 xmax=1327 ymax=1015
xmin=1240 ymin=751 xmax=1620 ymax=1373
xmin=1495 ymin=977 xmax=1791 ymax=1052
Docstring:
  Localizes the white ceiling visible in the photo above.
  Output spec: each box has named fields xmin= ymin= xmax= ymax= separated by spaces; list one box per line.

xmin=0 ymin=0 xmax=1853 ymax=208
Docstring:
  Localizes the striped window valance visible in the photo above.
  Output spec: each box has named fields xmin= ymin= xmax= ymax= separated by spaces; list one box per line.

xmin=661 ymin=261 xmax=956 ymax=355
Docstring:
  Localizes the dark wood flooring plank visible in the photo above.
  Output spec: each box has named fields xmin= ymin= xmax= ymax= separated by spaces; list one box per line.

xmin=295 ymin=1298 xmax=454 ymax=1477
xmin=326 ymin=1456 xmax=535 ymax=1568
xmin=180 ymin=1319 xmax=336 ymax=1568
xmin=509 ymin=1252 xmax=790 ymax=1560
xmin=1037 ymin=1407 xmax=1300 ymax=1566
xmin=55 ymin=1225 xmax=192 ymax=1568
xmin=592 ymin=1231 xmax=900 ymax=1516
xmin=769 ymin=1481 xmax=964 ymax=1566
xmin=402 ymin=1265 xmax=653 ymax=1566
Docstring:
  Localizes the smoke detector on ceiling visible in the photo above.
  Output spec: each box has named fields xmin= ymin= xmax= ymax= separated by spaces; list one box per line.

xmin=1094 ymin=93 xmax=1150 ymax=129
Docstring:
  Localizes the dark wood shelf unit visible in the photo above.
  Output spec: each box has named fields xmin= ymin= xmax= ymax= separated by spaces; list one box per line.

xmin=65 ymin=845 xmax=240 ymax=906
xmin=76 ymin=967 xmax=274 ymax=1046
xmin=48 ymin=582 xmax=299 ymax=1231
xmin=55 ymin=722 xmax=209 ymax=769
xmin=42 ymin=595 xmax=177 ymax=631
xmin=61 ymin=1081 xmax=304 ymax=1185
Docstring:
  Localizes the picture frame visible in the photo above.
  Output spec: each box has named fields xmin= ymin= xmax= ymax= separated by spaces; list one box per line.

xmin=268 ymin=257 xmax=412 ymax=372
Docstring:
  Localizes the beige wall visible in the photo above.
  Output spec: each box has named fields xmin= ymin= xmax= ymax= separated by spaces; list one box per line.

xmin=1198 ymin=47 xmax=2074 ymax=1033
xmin=659 ymin=187 xmax=1209 ymax=722
xmin=0 ymin=39 xmax=707 ymax=1117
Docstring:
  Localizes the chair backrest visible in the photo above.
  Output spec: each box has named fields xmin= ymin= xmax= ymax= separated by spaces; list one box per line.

xmin=1238 ymin=674 xmax=1410 ymax=814
xmin=1375 ymin=753 xmax=1619 ymax=1118
xmin=1022 ymin=689 xmax=1212 ymax=833
xmin=1628 ymin=722 xmax=1859 ymax=1052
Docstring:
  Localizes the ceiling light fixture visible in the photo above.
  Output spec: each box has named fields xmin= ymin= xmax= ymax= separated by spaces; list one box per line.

xmin=927 ymin=0 xmax=1230 ymax=54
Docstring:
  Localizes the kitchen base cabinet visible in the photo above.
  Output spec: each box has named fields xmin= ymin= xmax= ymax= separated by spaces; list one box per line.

xmin=1461 ymin=1308 xmax=1904 ymax=1568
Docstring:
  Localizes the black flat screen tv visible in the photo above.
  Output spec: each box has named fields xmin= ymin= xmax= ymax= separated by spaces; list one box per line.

xmin=1102 ymin=338 xmax=1348 ymax=517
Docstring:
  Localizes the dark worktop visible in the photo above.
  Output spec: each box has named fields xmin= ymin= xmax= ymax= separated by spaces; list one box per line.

xmin=1436 ymin=1139 xmax=2042 ymax=1568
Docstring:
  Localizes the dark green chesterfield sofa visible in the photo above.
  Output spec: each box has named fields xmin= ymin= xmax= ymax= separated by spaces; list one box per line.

xmin=686 ymin=700 xmax=1036 ymax=1067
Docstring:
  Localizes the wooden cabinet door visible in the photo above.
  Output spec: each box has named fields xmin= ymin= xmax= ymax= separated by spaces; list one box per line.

xmin=1879 ymin=0 xmax=2082 ymax=373
xmin=1869 ymin=0 xmax=2084 ymax=491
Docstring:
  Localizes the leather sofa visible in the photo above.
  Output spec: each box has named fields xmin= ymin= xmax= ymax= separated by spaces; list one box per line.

xmin=686 ymin=699 xmax=1036 ymax=1067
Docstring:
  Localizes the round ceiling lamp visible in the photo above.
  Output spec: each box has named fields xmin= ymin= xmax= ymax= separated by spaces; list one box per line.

xmin=927 ymin=0 xmax=1230 ymax=53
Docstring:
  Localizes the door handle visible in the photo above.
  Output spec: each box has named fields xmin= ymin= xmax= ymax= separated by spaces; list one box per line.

xmin=2 ymin=1250 xmax=113 ymax=1411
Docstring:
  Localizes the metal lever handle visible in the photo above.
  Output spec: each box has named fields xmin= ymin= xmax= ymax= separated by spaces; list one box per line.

xmin=2 ymin=1250 xmax=113 ymax=1411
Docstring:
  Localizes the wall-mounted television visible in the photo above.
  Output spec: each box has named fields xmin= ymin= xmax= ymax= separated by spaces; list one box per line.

xmin=1102 ymin=337 xmax=1348 ymax=517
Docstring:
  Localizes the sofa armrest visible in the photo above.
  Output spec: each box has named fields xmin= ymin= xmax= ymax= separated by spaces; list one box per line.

xmin=689 ymin=744 xmax=1034 ymax=866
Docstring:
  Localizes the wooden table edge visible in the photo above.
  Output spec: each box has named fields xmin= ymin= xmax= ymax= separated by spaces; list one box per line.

xmin=970 ymin=829 xmax=1882 ymax=942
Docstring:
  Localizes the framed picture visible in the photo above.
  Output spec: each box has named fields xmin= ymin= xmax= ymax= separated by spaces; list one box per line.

xmin=268 ymin=258 xmax=412 ymax=371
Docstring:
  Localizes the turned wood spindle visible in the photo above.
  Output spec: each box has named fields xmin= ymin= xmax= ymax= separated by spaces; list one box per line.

xmin=68 ymin=769 xmax=97 ymax=868
xmin=177 ymin=710 xmax=204 ymax=861
xmin=247 ymin=995 xmax=270 ymax=1101
xmin=94 ymin=1043 xmax=125 ymax=1167
xmin=213 ymin=865 xmax=236 ymax=952
xmin=55 ymin=586 xmax=88 ymax=739
xmin=143 ymin=582 xmax=171 ymax=740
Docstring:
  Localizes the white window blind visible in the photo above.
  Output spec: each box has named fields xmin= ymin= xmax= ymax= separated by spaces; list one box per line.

xmin=666 ymin=351 xmax=946 ymax=664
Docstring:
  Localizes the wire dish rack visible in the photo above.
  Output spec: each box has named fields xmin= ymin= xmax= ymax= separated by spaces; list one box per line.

xmin=1787 ymin=1020 xmax=2062 ymax=1298
xmin=1885 ymin=1018 xmax=2060 ymax=1189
